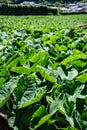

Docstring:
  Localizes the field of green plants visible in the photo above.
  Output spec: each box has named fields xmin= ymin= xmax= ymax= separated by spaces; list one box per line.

xmin=0 ymin=14 xmax=87 ymax=130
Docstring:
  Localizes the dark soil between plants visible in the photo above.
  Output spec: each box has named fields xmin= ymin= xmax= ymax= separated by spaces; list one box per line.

xmin=0 ymin=114 xmax=13 ymax=130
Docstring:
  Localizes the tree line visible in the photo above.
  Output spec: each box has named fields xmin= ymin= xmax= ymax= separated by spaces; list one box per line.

xmin=14 ymin=0 xmax=87 ymax=4
xmin=0 ymin=0 xmax=87 ymax=6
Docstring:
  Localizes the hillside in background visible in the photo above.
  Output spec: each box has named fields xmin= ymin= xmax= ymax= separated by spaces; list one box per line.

xmin=0 ymin=0 xmax=87 ymax=6
xmin=13 ymin=0 xmax=87 ymax=4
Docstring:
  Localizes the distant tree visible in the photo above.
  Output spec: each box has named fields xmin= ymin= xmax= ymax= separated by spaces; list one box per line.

xmin=0 ymin=0 xmax=8 ymax=5
xmin=1 ymin=0 xmax=86 ymax=5
xmin=54 ymin=1 xmax=62 ymax=6
xmin=8 ymin=0 xmax=14 ymax=4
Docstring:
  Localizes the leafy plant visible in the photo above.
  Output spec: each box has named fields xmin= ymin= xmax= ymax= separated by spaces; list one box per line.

xmin=0 ymin=15 xmax=87 ymax=130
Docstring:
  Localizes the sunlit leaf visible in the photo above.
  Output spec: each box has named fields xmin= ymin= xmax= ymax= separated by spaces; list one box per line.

xmin=34 ymin=114 xmax=52 ymax=129
xmin=77 ymin=73 xmax=87 ymax=83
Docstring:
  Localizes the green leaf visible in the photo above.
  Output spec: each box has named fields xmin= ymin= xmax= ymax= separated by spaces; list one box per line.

xmin=19 ymin=77 xmax=46 ymax=108
xmin=68 ymin=69 xmax=78 ymax=80
xmin=0 ymin=77 xmax=19 ymax=108
xmin=59 ymin=45 xmax=67 ymax=52
xmin=66 ymin=117 xmax=74 ymax=127
xmin=70 ymin=60 xmax=87 ymax=70
xmin=46 ymin=95 xmax=65 ymax=115
xmin=29 ymin=52 xmax=47 ymax=63
xmin=11 ymin=67 xmax=30 ymax=74
xmin=77 ymin=73 xmax=87 ymax=83
xmin=50 ymin=35 xmax=57 ymax=44
xmin=79 ymin=120 xmax=87 ymax=130
xmin=8 ymin=105 xmax=39 ymax=130
xmin=8 ymin=116 xmax=18 ymax=130
xmin=13 ymin=76 xmax=28 ymax=106
xmin=58 ymin=66 xmax=78 ymax=80
xmin=6 ymin=53 xmax=19 ymax=65
xmin=0 ymin=67 xmax=9 ymax=77
xmin=20 ymin=93 xmax=44 ymax=108
xmin=30 ymin=105 xmax=47 ymax=128
xmin=61 ymin=126 xmax=78 ymax=130
xmin=7 ymin=56 xmax=26 ymax=68
xmin=7 ymin=57 xmax=20 ymax=68
xmin=34 ymin=114 xmax=52 ymax=130
xmin=0 ymin=77 xmax=5 ymax=89
xmin=81 ymin=109 xmax=87 ymax=121
xmin=11 ymin=52 xmax=48 ymax=75
xmin=61 ymin=49 xmax=87 ymax=65
xmin=46 ymin=96 xmax=58 ymax=114
xmin=37 ymin=66 xmax=55 ymax=83
xmin=69 ymin=85 xmax=85 ymax=102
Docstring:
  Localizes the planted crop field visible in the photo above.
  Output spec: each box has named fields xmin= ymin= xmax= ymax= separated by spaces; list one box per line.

xmin=0 ymin=14 xmax=87 ymax=130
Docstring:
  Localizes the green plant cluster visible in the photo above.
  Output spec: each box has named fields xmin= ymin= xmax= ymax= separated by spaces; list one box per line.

xmin=0 ymin=15 xmax=87 ymax=130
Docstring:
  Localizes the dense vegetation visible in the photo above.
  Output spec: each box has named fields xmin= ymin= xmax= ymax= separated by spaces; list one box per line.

xmin=1 ymin=0 xmax=87 ymax=5
xmin=0 ymin=15 xmax=87 ymax=130
xmin=14 ymin=0 xmax=87 ymax=4
xmin=0 ymin=5 xmax=57 ymax=15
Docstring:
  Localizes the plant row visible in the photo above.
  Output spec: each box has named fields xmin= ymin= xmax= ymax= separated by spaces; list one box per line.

xmin=0 ymin=25 xmax=87 ymax=130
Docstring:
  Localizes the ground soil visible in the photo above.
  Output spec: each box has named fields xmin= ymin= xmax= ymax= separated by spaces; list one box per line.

xmin=0 ymin=113 xmax=13 ymax=130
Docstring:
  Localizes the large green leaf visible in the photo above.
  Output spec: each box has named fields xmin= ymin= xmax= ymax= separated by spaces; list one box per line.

xmin=7 ymin=56 xmax=26 ymax=68
xmin=8 ymin=116 xmax=18 ymax=130
xmin=57 ymin=66 xmax=78 ymax=80
xmin=37 ymin=66 xmax=56 ymax=83
xmin=19 ymin=78 xmax=46 ymax=108
xmin=13 ymin=76 xmax=28 ymax=106
xmin=69 ymin=85 xmax=85 ymax=102
xmin=59 ymin=45 xmax=67 ymax=52
xmin=30 ymin=105 xmax=47 ymax=128
xmin=70 ymin=60 xmax=87 ymax=70
xmin=77 ymin=73 xmax=87 ymax=83
xmin=29 ymin=51 xmax=48 ymax=63
xmin=50 ymin=35 xmax=57 ymax=44
xmin=6 ymin=53 xmax=19 ymax=65
xmin=20 ymin=94 xmax=44 ymax=108
xmin=11 ymin=52 xmax=48 ymax=75
xmin=46 ymin=95 xmax=65 ymax=115
xmin=61 ymin=49 xmax=87 ymax=65
xmin=34 ymin=114 xmax=52 ymax=130
xmin=11 ymin=67 xmax=30 ymax=74
xmin=0 ymin=77 xmax=19 ymax=108
xmin=8 ymin=105 xmax=39 ymax=130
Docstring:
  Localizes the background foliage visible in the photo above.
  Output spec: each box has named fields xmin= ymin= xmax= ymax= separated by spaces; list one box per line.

xmin=1 ymin=0 xmax=87 ymax=5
